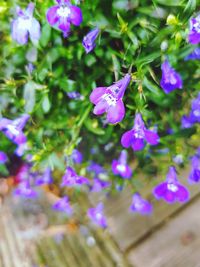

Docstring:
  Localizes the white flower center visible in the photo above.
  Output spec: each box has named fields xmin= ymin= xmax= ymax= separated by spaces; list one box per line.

xmin=57 ymin=6 xmax=71 ymax=18
xmin=194 ymin=110 xmax=200 ymax=117
xmin=102 ymin=94 xmax=116 ymax=106
xmin=167 ymin=183 xmax=178 ymax=192
xmin=194 ymin=17 xmax=200 ymax=33
xmin=96 ymin=212 xmax=102 ymax=220
xmin=7 ymin=125 xmax=20 ymax=136
xmin=116 ymin=164 xmax=126 ymax=173
xmin=18 ymin=17 xmax=32 ymax=31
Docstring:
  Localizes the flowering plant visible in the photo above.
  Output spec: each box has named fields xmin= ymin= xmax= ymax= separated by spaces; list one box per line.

xmin=0 ymin=0 xmax=200 ymax=226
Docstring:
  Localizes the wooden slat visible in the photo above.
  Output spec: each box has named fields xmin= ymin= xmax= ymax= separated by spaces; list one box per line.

xmin=128 ymin=196 xmax=200 ymax=267
xmin=103 ymin=166 xmax=200 ymax=251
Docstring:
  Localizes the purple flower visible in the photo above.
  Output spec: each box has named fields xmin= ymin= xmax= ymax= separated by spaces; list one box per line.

xmin=35 ymin=167 xmax=53 ymax=186
xmin=0 ymin=152 xmax=8 ymax=164
xmin=90 ymin=178 xmax=110 ymax=192
xmin=67 ymin=91 xmax=84 ymax=100
xmin=0 ymin=114 xmax=30 ymax=146
xmin=82 ymin=27 xmax=100 ymax=54
xmin=11 ymin=3 xmax=41 ymax=45
xmin=185 ymin=48 xmax=200 ymax=60
xmin=52 ymin=196 xmax=73 ymax=215
xmin=121 ymin=113 xmax=159 ymax=151
xmin=61 ymin=166 xmax=89 ymax=187
xmin=188 ymin=155 xmax=200 ymax=184
xmin=153 ymin=166 xmax=190 ymax=204
xmin=89 ymin=74 xmax=131 ymax=124
xmin=14 ymin=180 xmax=37 ymax=198
xmin=182 ymin=93 xmax=200 ymax=128
xmin=87 ymin=203 xmax=107 ymax=228
xmin=71 ymin=149 xmax=83 ymax=164
xmin=190 ymin=93 xmax=200 ymax=123
xmin=130 ymin=193 xmax=153 ymax=215
xmin=160 ymin=60 xmax=183 ymax=94
xmin=181 ymin=114 xmax=195 ymax=128
xmin=46 ymin=0 xmax=82 ymax=37
xmin=112 ymin=150 xmax=132 ymax=179
xmin=188 ymin=15 xmax=200 ymax=44
xmin=87 ymin=162 xmax=106 ymax=176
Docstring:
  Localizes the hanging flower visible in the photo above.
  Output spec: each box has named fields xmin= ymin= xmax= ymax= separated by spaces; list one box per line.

xmin=89 ymin=74 xmax=131 ymax=124
xmin=121 ymin=113 xmax=159 ymax=151
xmin=90 ymin=178 xmax=110 ymax=192
xmin=188 ymin=14 xmax=200 ymax=44
xmin=71 ymin=149 xmax=83 ymax=164
xmin=52 ymin=196 xmax=73 ymax=215
xmin=160 ymin=60 xmax=183 ymax=94
xmin=11 ymin=3 xmax=41 ymax=45
xmin=188 ymin=155 xmax=200 ymax=184
xmin=112 ymin=150 xmax=132 ymax=179
xmin=185 ymin=48 xmax=200 ymax=60
xmin=46 ymin=0 xmax=82 ymax=37
xmin=14 ymin=180 xmax=37 ymax=198
xmin=61 ymin=166 xmax=89 ymax=187
xmin=82 ymin=27 xmax=100 ymax=53
xmin=35 ymin=167 xmax=53 ymax=186
xmin=153 ymin=166 xmax=189 ymax=204
xmin=130 ymin=193 xmax=152 ymax=215
xmin=0 ymin=152 xmax=8 ymax=164
xmin=0 ymin=114 xmax=30 ymax=146
xmin=87 ymin=203 xmax=107 ymax=228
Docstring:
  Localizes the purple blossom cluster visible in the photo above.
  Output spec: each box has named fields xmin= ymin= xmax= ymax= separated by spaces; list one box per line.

xmin=6 ymin=1 xmax=200 ymax=227
xmin=182 ymin=93 xmax=200 ymax=128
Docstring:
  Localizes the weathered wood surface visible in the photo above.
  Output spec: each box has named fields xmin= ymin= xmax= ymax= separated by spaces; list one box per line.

xmin=127 ymin=195 xmax=200 ymax=267
xmin=0 ymin=192 xmax=131 ymax=267
xmin=103 ymin=166 xmax=200 ymax=252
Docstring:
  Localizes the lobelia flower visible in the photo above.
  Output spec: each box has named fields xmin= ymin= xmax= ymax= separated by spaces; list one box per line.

xmin=188 ymin=14 xmax=200 ymax=45
xmin=52 ymin=196 xmax=73 ymax=215
xmin=11 ymin=3 xmax=41 ymax=45
xmin=0 ymin=114 xmax=30 ymax=146
xmin=35 ymin=167 xmax=53 ymax=186
xmin=67 ymin=91 xmax=84 ymax=100
xmin=46 ymin=0 xmax=82 ymax=37
xmin=89 ymin=74 xmax=131 ymax=124
xmin=153 ymin=166 xmax=190 ymax=204
xmin=90 ymin=178 xmax=110 ymax=192
xmin=130 ymin=193 xmax=153 ymax=215
xmin=188 ymin=155 xmax=200 ymax=184
xmin=71 ymin=149 xmax=83 ymax=164
xmin=0 ymin=152 xmax=8 ymax=164
xmin=61 ymin=166 xmax=89 ymax=187
xmin=112 ymin=150 xmax=132 ymax=179
xmin=14 ymin=180 xmax=37 ymax=198
xmin=185 ymin=48 xmax=200 ymax=60
xmin=82 ymin=27 xmax=100 ymax=54
xmin=121 ymin=113 xmax=159 ymax=151
xmin=87 ymin=162 xmax=106 ymax=176
xmin=160 ymin=60 xmax=183 ymax=94
xmin=87 ymin=203 xmax=107 ymax=228
xmin=182 ymin=93 xmax=200 ymax=128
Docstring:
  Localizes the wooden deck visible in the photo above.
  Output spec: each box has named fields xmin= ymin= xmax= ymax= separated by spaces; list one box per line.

xmin=0 ymin=167 xmax=200 ymax=267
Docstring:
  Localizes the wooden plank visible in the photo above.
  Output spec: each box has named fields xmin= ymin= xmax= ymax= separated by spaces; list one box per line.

xmin=103 ymin=166 xmax=200 ymax=251
xmin=127 ymin=196 xmax=200 ymax=267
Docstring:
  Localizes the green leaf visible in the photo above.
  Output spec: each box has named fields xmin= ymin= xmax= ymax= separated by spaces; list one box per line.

xmin=23 ymin=81 xmax=36 ymax=113
xmin=42 ymin=95 xmax=51 ymax=113
xmin=40 ymin=23 xmax=51 ymax=48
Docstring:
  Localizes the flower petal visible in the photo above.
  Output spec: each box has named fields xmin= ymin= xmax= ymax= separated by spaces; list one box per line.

xmin=58 ymin=17 xmax=70 ymax=33
xmin=11 ymin=19 xmax=29 ymax=45
xmin=46 ymin=6 xmax=60 ymax=26
xmin=153 ymin=182 xmax=167 ymax=199
xmin=106 ymin=99 xmax=125 ymax=124
xmin=69 ymin=5 xmax=83 ymax=26
xmin=29 ymin=18 xmax=41 ymax=44
xmin=176 ymin=184 xmax=190 ymax=203
xmin=144 ymin=129 xmax=159 ymax=145
xmin=121 ymin=130 xmax=133 ymax=148
xmin=131 ymin=137 xmax=145 ymax=151
xmin=89 ymin=87 xmax=106 ymax=105
xmin=93 ymin=99 xmax=108 ymax=115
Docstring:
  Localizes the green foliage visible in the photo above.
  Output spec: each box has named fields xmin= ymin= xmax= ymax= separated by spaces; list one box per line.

xmin=0 ymin=0 xmax=199 ymax=189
